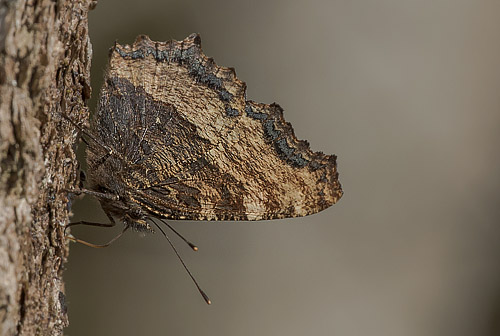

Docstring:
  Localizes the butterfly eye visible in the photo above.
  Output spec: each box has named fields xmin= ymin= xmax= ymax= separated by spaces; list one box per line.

xmin=98 ymin=186 xmax=110 ymax=194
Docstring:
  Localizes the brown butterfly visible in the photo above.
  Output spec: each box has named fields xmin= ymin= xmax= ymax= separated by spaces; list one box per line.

xmin=67 ymin=34 xmax=343 ymax=304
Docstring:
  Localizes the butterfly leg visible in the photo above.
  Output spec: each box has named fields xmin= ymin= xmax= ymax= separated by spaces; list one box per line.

xmin=66 ymin=226 xmax=130 ymax=248
xmin=66 ymin=187 xmax=119 ymax=201
xmin=61 ymin=113 xmax=113 ymax=154
xmin=65 ymin=214 xmax=129 ymax=248
xmin=65 ymin=220 xmax=115 ymax=231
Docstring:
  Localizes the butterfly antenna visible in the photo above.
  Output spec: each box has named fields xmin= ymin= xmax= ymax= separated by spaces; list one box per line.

xmin=151 ymin=219 xmax=211 ymax=305
xmin=160 ymin=219 xmax=198 ymax=251
xmin=61 ymin=114 xmax=111 ymax=152
xmin=61 ymin=113 xmax=128 ymax=164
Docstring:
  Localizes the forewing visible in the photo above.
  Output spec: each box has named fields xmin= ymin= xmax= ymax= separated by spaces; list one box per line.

xmin=94 ymin=34 xmax=342 ymax=220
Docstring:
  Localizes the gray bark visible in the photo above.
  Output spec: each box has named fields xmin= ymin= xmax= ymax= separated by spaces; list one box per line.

xmin=0 ymin=0 xmax=93 ymax=334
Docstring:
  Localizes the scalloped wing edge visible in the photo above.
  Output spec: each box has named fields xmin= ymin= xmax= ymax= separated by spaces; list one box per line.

xmin=111 ymin=34 xmax=340 ymax=173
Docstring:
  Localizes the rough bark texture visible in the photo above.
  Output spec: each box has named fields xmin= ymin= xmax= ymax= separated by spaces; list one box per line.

xmin=0 ymin=0 xmax=93 ymax=334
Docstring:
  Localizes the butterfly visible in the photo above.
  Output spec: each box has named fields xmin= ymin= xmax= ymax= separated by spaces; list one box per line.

xmin=68 ymin=34 xmax=343 ymax=304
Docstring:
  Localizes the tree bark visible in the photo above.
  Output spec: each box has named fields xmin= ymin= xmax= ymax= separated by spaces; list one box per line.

xmin=0 ymin=0 xmax=93 ymax=334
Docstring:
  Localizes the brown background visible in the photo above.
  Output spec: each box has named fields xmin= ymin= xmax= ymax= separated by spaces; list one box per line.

xmin=65 ymin=1 xmax=500 ymax=335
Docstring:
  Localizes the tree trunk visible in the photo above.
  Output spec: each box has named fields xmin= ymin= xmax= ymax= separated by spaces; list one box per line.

xmin=0 ymin=0 xmax=93 ymax=334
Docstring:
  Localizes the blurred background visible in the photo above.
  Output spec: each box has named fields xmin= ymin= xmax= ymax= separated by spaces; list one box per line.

xmin=65 ymin=1 xmax=500 ymax=335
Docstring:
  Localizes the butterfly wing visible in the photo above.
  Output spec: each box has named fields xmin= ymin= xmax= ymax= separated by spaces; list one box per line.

xmin=91 ymin=34 xmax=342 ymax=221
